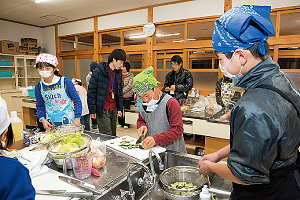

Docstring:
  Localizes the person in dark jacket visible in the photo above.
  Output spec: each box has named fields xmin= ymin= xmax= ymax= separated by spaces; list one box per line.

xmin=87 ymin=49 xmax=126 ymax=136
xmin=162 ymin=55 xmax=193 ymax=103
xmin=198 ymin=5 xmax=300 ymax=200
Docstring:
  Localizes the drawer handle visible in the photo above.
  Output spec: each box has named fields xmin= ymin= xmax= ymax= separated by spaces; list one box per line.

xmin=183 ymin=120 xmax=193 ymax=125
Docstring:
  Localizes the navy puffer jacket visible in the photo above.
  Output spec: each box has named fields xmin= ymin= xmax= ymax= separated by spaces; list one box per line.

xmin=87 ymin=62 xmax=123 ymax=116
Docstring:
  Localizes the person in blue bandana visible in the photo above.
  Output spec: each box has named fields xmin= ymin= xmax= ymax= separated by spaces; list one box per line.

xmin=35 ymin=53 xmax=82 ymax=129
xmin=198 ymin=5 xmax=300 ymax=200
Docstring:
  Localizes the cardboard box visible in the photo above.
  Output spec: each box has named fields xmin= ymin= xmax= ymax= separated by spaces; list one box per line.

xmin=21 ymin=42 xmax=37 ymax=48
xmin=19 ymin=46 xmax=28 ymax=55
xmin=0 ymin=40 xmax=19 ymax=54
xmin=28 ymin=47 xmax=38 ymax=55
xmin=21 ymin=38 xmax=37 ymax=43
xmin=21 ymin=38 xmax=37 ymax=48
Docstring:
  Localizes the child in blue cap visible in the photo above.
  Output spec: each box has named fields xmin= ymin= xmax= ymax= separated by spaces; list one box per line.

xmin=198 ymin=5 xmax=300 ymax=200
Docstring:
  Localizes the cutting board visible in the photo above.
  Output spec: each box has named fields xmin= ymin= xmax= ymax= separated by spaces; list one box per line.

xmin=106 ymin=136 xmax=166 ymax=161
xmin=32 ymin=168 xmax=87 ymax=200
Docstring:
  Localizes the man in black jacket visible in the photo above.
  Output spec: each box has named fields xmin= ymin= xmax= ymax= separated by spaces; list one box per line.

xmin=162 ymin=55 xmax=193 ymax=103
xmin=87 ymin=49 xmax=126 ymax=136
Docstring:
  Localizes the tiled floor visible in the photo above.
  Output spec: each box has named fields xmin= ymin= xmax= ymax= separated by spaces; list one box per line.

xmin=91 ymin=125 xmax=204 ymax=155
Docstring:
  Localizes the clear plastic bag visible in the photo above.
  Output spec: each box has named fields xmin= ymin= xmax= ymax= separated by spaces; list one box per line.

xmin=90 ymin=138 xmax=106 ymax=169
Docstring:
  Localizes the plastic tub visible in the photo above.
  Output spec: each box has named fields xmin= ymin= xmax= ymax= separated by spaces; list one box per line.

xmin=0 ymin=60 xmax=12 ymax=66
xmin=0 ymin=72 xmax=12 ymax=77
xmin=27 ymin=88 xmax=35 ymax=98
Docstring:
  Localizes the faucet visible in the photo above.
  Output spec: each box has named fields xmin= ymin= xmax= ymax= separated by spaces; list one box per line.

xmin=149 ymin=149 xmax=164 ymax=181
xmin=126 ymin=162 xmax=154 ymax=200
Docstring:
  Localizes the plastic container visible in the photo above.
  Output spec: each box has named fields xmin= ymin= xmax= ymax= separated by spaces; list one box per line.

xmin=0 ymin=60 xmax=12 ymax=66
xmin=10 ymin=111 xmax=23 ymax=141
xmin=0 ymin=72 xmax=12 ymax=77
xmin=72 ymin=152 xmax=94 ymax=179
xmin=200 ymin=185 xmax=211 ymax=200
xmin=191 ymin=88 xmax=196 ymax=97
xmin=27 ymin=88 xmax=35 ymax=98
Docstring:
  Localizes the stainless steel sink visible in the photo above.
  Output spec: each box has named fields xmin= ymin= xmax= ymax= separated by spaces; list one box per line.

xmin=95 ymin=150 xmax=232 ymax=200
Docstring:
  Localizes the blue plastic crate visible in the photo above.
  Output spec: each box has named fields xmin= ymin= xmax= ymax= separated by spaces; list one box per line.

xmin=0 ymin=60 xmax=12 ymax=66
xmin=27 ymin=88 xmax=35 ymax=98
xmin=0 ymin=72 xmax=12 ymax=77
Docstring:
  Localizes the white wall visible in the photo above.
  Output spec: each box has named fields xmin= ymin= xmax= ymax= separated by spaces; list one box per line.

xmin=98 ymin=9 xmax=148 ymax=30
xmin=233 ymin=0 xmax=300 ymax=9
xmin=153 ymin=0 xmax=224 ymax=23
xmin=58 ymin=18 xmax=94 ymax=36
xmin=42 ymin=26 xmax=56 ymax=55
xmin=0 ymin=20 xmax=43 ymax=47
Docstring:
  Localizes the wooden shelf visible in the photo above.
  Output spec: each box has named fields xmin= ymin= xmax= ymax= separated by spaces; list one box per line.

xmin=28 ymin=77 xmax=40 ymax=78
xmin=0 ymin=77 xmax=15 ymax=79
xmin=0 ymin=66 xmax=14 ymax=68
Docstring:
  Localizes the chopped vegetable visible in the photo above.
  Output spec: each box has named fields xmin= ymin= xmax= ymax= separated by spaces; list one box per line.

xmin=51 ymin=133 xmax=85 ymax=153
xmin=170 ymin=181 xmax=198 ymax=189
xmin=116 ymin=139 xmax=144 ymax=150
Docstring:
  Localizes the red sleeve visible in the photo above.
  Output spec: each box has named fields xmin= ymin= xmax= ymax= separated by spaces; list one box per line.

xmin=152 ymin=98 xmax=183 ymax=146
xmin=137 ymin=112 xmax=147 ymax=128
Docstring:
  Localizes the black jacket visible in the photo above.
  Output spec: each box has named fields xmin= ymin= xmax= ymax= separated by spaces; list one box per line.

xmin=228 ymin=56 xmax=300 ymax=186
xmin=87 ymin=62 xmax=123 ymax=116
xmin=162 ymin=67 xmax=193 ymax=102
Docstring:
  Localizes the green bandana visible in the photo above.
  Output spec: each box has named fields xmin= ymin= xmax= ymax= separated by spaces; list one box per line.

xmin=133 ymin=67 xmax=160 ymax=95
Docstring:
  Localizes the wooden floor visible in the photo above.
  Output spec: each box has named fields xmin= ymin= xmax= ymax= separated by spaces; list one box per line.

xmin=92 ymin=125 xmax=205 ymax=155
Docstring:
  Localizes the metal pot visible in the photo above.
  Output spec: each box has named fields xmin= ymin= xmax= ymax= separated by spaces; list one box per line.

xmin=159 ymin=166 xmax=208 ymax=200
xmin=46 ymin=133 xmax=92 ymax=172
xmin=55 ymin=124 xmax=85 ymax=135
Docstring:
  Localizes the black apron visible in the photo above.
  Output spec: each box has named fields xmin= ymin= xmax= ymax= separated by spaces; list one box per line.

xmin=230 ymin=84 xmax=300 ymax=200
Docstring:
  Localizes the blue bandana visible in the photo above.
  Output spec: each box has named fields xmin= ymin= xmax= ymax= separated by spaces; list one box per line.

xmin=212 ymin=5 xmax=275 ymax=55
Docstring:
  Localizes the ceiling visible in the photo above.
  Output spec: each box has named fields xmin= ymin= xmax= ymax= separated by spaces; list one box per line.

xmin=0 ymin=0 xmax=179 ymax=27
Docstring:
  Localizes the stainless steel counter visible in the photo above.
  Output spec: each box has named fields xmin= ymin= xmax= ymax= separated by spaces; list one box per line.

xmin=47 ymin=131 xmax=232 ymax=200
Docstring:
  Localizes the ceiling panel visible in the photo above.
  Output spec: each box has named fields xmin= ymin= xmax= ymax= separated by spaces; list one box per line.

xmin=0 ymin=0 xmax=177 ymax=27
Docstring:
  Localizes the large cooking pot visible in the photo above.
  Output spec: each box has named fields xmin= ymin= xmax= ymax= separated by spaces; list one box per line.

xmin=159 ymin=166 xmax=208 ymax=200
xmin=46 ymin=133 xmax=92 ymax=170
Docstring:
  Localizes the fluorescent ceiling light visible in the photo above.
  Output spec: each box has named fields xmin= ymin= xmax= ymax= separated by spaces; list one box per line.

xmin=173 ymin=38 xmax=196 ymax=43
xmin=129 ymin=32 xmax=180 ymax=39
xmin=35 ymin=0 xmax=48 ymax=3
xmin=156 ymin=33 xmax=180 ymax=37
xmin=129 ymin=35 xmax=146 ymax=39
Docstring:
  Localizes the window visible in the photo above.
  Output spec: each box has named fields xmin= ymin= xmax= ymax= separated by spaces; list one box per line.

xmin=278 ymin=47 xmax=300 ymax=69
xmin=101 ymin=31 xmax=121 ymax=48
xmin=280 ymin=12 xmax=300 ymax=36
xmin=78 ymin=58 xmax=93 ymax=82
xmin=61 ymin=36 xmax=75 ymax=52
xmin=78 ymin=35 xmax=94 ymax=50
xmin=63 ymin=59 xmax=75 ymax=79
xmin=191 ymin=72 xmax=218 ymax=90
xmin=187 ymin=20 xmax=215 ymax=41
xmin=189 ymin=50 xmax=216 ymax=69
xmin=127 ymin=54 xmax=144 ymax=69
xmin=123 ymin=29 xmax=146 ymax=46
xmin=156 ymin=24 xmax=185 ymax=44
xmin=157 ymin=59 xmax=164 ymax=69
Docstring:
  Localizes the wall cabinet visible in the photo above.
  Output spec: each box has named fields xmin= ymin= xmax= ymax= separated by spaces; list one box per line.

xmin=0 ymin=53 xmax=39 ymax=90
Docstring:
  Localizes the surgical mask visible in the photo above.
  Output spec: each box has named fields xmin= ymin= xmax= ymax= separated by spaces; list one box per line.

xmin=142 ymin=89 xmax=160 ymax=112
xmin=219 ymin=53 xmax=244 ymax=80
xmin=39 ymin=70 xmax=52 ymax=78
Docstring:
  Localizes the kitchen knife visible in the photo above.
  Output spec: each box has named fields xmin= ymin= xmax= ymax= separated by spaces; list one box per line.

xmin=36 ymin=190 xmax=93 ymax=198
xmin=136 ymin=132 xmax=147 ymax=144
xmin=58 ymin=176 xmax=102 ymax=195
